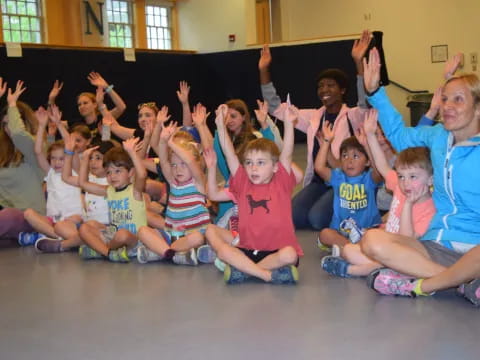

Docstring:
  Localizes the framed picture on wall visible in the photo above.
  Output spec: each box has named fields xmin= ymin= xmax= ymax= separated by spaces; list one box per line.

xmin=431 ymin=45 xmax=448 ymax=63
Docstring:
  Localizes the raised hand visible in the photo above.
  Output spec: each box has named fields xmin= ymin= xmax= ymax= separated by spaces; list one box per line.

xmin=192 ymin=103 xmax=209 ymax=127
xmin=47 ymin=104 xmax=63 ymax=124
xmin=87 ymin=71 xmax=108 ymax=89
xmin=0 ymin=77 xmax=7 ymax=98
xmin=254 ymin=99 xmax=269 ymax=128
xmin=215 ymin=104 xmax=228 ymax=129
xmin=203 ymin=147 xmax=217 ymax=169
xmin=363 ymin=108 xmax=378 ymax=136
xmin=176 ymin=81 xmax=190 ymax=104
xmin=47 ymin=119 xmax=57 ymax=137
xmin=351 ymin=30 xmax=372 ymax=64
xmin=64 ymin=132 xmax=76 ymax=152
xmin=96 ymin=86 xmax=105 ymax=106
xmin=123 ymin=137 xmax=140 ymax=154
xmin=81 ymin=145 xmax=100 ymax=161
xmin=258 ymin=44 xmax=272 ymax=71
xmin=444 ymin=53 xmax=463 ymax=80
xmin=156 ymin=105 xmax=171 ymax=126
xmin=355 ymin=127 xmax=367 ymax=148
xmin=7 ymin=80 xmax=26 ymax=106
xmin=48 ymin=80 xmax=64 ymax=102
xmin=425 ymin=86 xmax=442 ymax=120
xmin=284 ymin=104 xmax=299 ymax=125
xmin=35 ymin=106 xmax=49 ymax=127
xmin=160 ymin=121 xmax=178 ymax=143
xmin=363 ymin=47 xmax=381 ymax=94
xmin=322 ymin=120 xmax=334 ymax=142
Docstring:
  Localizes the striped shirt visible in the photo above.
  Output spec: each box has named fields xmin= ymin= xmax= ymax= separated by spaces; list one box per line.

xmin=165 ymin=178 xmax=210 ymax=234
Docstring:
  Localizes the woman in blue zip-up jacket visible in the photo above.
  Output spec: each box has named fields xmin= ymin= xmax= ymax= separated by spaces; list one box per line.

xmin=360 ymin=48 xmax=480 ymax=306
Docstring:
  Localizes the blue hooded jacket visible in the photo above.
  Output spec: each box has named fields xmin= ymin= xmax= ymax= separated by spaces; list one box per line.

xmin=369 ymin=87 xmax=480 ymax=249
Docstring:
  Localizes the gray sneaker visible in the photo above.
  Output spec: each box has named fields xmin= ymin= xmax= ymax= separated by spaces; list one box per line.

xmin=172 ymin=248 xmax=198 ymax=266
xmin=137 ymin=245 xmax=163 ymax=264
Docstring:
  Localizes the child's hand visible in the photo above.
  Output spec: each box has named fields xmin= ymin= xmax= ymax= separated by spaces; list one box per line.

xmin=203 ymin=147 xmax=217 ymax=169
xmin=82 ymin=145 xmax=100 ymax=161
xmin=47 ymin=104 xmax=63 ymax=124
xmin=47 ymin=120 xmax=57 ymax=137
xmin=87 ymin=71 xmax=108 ymax=89
xmin=102 ymin=110 xmax=114 ymax=127
xmin=35 ymin=106 xmax=49 ymax=128
xmin=123 ymin=137 xmax=140 ymax=154
xmin=363 ymin=108 xmax=378 ymax=136
xmin=322 ymin=120 xmax=334 ymax=142
xmin=215 ymin=104 xmax=228 ymax=129
xmin=258 ymin=44 xmax=272 ymax=71
xmin=284 ymin=104 xmax=298 ymax=125
xmin=254 ymin=99 xmax=269 ymax=128
xmin=7 ymin=80 xmax=26 ymax=106
xmin=351 ymin=29 xmax=371 ymax=64
xmin=363 ymin=47 xmax=381 ymax=94
xmin=355 ymin=127 xmax=367 ymax=148
xmin=144 ymin=118 xmax=153 ymax=138
xmin=64 ymin=133 xmax=76 ymax=152
xmin=156 ymin=105 xmax=171 ymax=126
xmin=48 ymin=80 xmax=63 ymax=102
xmin=176 ymin=81 xmax=190 ymax=104
xmin=0 ymin=77 xmax=7 ymax=98
xmin=405 ymin=183 xmax=430 ymax=205
xmin=96 ymin=86 xmax=105 ymax=107
xmin=192 ymin=103 xmax=209 ymax=127
xmin=444 ymin=52 xmax=463 ymax=80
xmin=160 ymin=122 xmax=178 ymax=143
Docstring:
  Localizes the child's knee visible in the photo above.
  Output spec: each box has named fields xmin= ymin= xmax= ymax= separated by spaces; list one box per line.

xmin=23 ymin=208 xmax=35 ymax=220
xmin=279 ymin=246 xmax=298 ymax=265
xmin=361 ymin=229 xmax=384 ymax=258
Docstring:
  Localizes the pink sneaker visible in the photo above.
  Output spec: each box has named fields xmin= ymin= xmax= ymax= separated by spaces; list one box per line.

xmin=367 ymin=268 xmax=419 ymax=297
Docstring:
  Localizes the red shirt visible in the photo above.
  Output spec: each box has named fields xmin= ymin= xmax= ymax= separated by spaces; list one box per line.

xmin=229 ymin=163 xmax=303 ymax=255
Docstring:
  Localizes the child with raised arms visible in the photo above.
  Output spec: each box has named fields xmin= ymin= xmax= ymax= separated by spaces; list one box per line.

xmin=77 ymin=136 xmax=147 ymax=262
xmin=205 ymin=102 xmax=302 ymax=284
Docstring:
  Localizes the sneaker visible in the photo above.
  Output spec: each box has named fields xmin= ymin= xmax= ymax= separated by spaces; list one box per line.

xmin=461 ymin=279 xmax=480 ymax=306
xmin=108 ymin=247 xmax=130 ymax=263
xmin=79 ymin=245 xmax=103 ymax=260
xmin=35 ymin=237 xmax=62 ymax=253
xmin=137 ymin=245 xmax=163 ymax=264
xmin=18 ymin=232 xmax=42 ymax=246
xmin=224 ymin=264 xmax=250 ymax=284
xmin=196 ymin=245 xmax=216 ymax=264
xmin=270 ymin=265 xmax=299 ymax=284
xmin=316 ymin=236 xmax=331 ymax=253
xmin=172 ymin=248 xmax=198 ymax=266
xmin=366 ymin=268 xmax=419 ymax=296
xmin=214 ymin=257 xmax=226 ymax=272
xmin=321 ymin=256 xmax=351 ymax=278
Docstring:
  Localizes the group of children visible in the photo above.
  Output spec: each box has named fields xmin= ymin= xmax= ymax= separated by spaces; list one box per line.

xmin=1 ymin=31 xmax=479 ymax=307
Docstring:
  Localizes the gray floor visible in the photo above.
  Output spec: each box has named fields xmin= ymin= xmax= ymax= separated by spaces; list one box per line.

xmin=1 ymin=143 xmax=479 ymax=360
xmin=0 ymin=231 xmax=479 ymax=360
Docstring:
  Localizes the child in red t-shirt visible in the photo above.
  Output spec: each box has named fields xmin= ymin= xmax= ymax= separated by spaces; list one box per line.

xmin=205 ymin=102 xmax=302 ymax=284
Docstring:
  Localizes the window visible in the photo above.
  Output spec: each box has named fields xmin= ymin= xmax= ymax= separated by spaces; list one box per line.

xmin=146 ymin=3 xmax=171 ymax=50
xmin=1 ymin=0 xmax=43 ymax=43
xmin=106 ymin=0 xmax=133 ymax=48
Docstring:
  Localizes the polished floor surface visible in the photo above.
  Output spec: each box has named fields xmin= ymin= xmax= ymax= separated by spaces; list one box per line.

xmin=0 ymin=231 xmax=478 ymax=360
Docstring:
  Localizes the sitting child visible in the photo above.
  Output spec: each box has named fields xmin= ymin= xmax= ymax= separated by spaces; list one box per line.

xmin=77 ymin=136 xmax=148 ymax=262
xmin=321 ymin=109 xmax=435 ymax=277
xmin=136 ymin=121 xmax=210 ymax=266
xmin=316 ymin=118 xmax=383 ymax=249
xmin=205 ymin=103 xmax=302 ymax=284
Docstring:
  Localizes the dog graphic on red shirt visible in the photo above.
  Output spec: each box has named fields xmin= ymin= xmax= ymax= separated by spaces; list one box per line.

xmin=246 ymin=194 xmax=271 ymax=214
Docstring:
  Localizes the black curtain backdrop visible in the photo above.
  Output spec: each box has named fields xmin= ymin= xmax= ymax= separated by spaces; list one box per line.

xmin=0 ymin=39 xmax=360 ymax=142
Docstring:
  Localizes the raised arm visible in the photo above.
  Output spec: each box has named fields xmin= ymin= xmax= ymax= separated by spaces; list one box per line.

xmin=192 ymin=103 xmax=213 ymax=150
xmin=48 ymin=104 xmax=69 ymax=140
xmin=176 ymin=81 xmax=193 ymax=127
xmin=137 ymin=119 xmax=153 ymax=160
xmin=279 ymin=104 xmax=297 ymax=172
xmin=168 ymin=131 xmax=205 ymax=193
xmin=203 ymin=148 xmax=230 ymax=202
xmin=355 ymin=120 xmax=382 ymax=184
xmin=351 ymin=30 xmax=371 ymax=76
xmin=47 ymin=80 xmax=63 ymax=106
xmin=123 ymin=137 xmax=147 ymax=200
xmin=364 ymin=109 xmax=391 ymax=179
xmin=150 ymin=105 xmax=170 ymax=156
xmin=259 ymin=44 xmax=282 ymax=114
xmin=423 ymin=86 xmax=442 ymax=122
xmin=314 ymin=121 xmax=334 ymax=182
xmin=87 ymin=72 xmax=126 ymax=119
xmin=157 ymin=122 xmax=177 ymax=184
xmin=444 ymin=52 xmax=463 ymax=80
xmin=254 ymin=99 xmax=270 ymax=131
xmin=215 ymin=104 xmax=239 ymax=175
xmin=34 ymin=106 xmax=51 ymax=173
xmin=61 ymin=133 xmax=79 ymax=186
xmin=78 ymin=146 xmax=107 ymax=196
xmin=96 ymin=87 xmax=134 ymax=140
